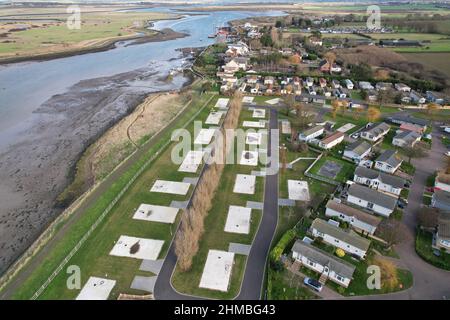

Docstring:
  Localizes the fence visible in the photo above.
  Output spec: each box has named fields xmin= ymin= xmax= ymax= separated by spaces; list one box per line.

xmin=28 ymin=94 xmax=216 ymax=300
xmin=304 ymin=153 xmax=341 ymax=186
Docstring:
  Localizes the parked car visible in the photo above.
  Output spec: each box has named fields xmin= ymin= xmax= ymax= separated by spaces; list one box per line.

xmin=303 ymin=277 xmax=323 ymax=292
xmin=445 ymin=151 xmax=450 ymax=157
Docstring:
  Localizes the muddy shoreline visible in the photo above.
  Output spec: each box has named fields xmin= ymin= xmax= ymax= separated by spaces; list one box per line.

xmin=0 ymin=27 xmax=187 ymax=65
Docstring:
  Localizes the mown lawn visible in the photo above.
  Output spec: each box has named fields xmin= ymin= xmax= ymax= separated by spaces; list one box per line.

xmin=416 ymin=229 xmax=450 ymax=270
xmin=7 ymin=92 xmax=215 ymax=300
xmin=309 ymin=156 xmax=356 ymax=183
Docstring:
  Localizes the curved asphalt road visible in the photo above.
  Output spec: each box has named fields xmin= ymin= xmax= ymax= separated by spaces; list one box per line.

xmin=154 ymin=106 xmax=279 ymax=300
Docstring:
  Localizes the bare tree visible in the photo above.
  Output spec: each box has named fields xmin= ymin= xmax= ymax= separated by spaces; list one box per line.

xmin=402 ymin=141 xmax=428 ymax=164
xmin=376 ymin=219 xmax=408 ymax=248
xmin=417 ymin=207 xmax=439 ymax=229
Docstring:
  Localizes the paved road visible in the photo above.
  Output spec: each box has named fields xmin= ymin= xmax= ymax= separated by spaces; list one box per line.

xmin=350 ymin=124 xmax=450 ymax=300
xmin=154 ymin=106 xmax=280 ymax=300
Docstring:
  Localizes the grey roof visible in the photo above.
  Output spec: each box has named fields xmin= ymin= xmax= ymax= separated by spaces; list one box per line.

xmin=311 ymin=218 xmax=371 ymax=252
xmin=438 ymin=211 xmax=450 ymax=238
xmin=394 ymin=130 xmax=421 ymax=144
xmin=354 ymin=166 xmax=405 ymax=189
xmin=292 ymin=240 xmax=356 ymax=278
xmin=301 ymin=125 xmax=324 ymax=137
xmin=387 ymin=115 xmax=428 ymax=127
xmin=345 ymin=140 xmax=372 ymax=157
xmin=326 ymin=200 xmax=381 ymax=227
xmin=363 ymin=122 xmax=390 ymax=136
xmin=376 ymin=149 xmax=402 ymax=168
xmin=434 ymin=190 xmax=450 ymax=206
xmin=348 ymin=183 xmax=398 ymax=210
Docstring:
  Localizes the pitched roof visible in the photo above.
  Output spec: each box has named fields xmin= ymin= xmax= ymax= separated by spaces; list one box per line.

xmin=326 ymin=200 xmax=382 ymax=227
xmin=311 ymin=218 xmax=371 ymax=252
xmin=354 ymin=166 xmax=406 ymax=189
xmin=292 ymin=240 xmax=356 ymax=278
xmin=363 ymin=122 xmax=390 ymax=136
xmin=438 ymin=211 xmax=450 ymax=238
xmin=434 ymin=190 xmax=450 ymax=206
xmin=302 ymin=125 xmax=324 ymax=137
xmin=394 ymin=130 xmax=421 ymax=144
xmin=348 ymin=183 xmax=398 ymax=210
xmin=387 ymin=115 xmax=428 ymax=127
xmin=321 ymin=132 xmax=344 ymax=145
xmin=345 ymin=140 xmax=372 ymax=156
xmin=376 ymin=149 xmax=402 ymax=168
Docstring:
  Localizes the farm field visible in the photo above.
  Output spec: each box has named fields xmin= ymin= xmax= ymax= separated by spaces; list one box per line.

xmin=401 ymin=52 xmax=450 ymax=76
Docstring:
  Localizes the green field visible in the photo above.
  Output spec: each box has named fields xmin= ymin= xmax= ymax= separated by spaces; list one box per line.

xmin=5 ymin=91 xmax=215 ymax=300
xmin=171 ymin=107 xmax=266 ymax=299
xmin=401 ymin=52 xmax=450 ymax=76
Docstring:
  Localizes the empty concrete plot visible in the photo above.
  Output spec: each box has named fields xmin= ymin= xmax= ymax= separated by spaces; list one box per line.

xmin=288 ymin=180 xmax=310 ymax=201
xmin=265 ymin=98 xmax=281 ymax=105
xmin=178 ymin=150 xmax=205 ymax=173
xmin=239 ymin=150 xmax=259 ymax=166
xmin=205 ymin=111 xmax=225 ymax=125
xmin=337 ymin=123 xmax=356 ymax=133
xmin=131 ymin=276 xmax=157 ymax=293
xmin=252 ymin=108 xmax=266 ymax=118
xmin=318 ymin=161 xmax=342 ymax=179
xmin=133 ymin=204 xmax=179 ymax=224
xmin=150 ymin=180 xmax=190 ymax=195
xmin=246 ymin=132 xmax=263 ymax=145
xmin=242 ymin=96 xmax=254 ymax=104
xmin=76 ymin=277 xmax=116 ymax=300
xmin=243 ymin=120 xmax=266 ymax=128
xmin=214 ymin=98 xmax=230 ymax=109
xmin=139 ymin=259 xmax=164 ymax=274
xmin=233 ymin=174 xmax=256 ymax=194
xmin=199 ymin=250 xmax=235 ymax=292
xmin=224 ymin=205 xmax=252 ymax=234
xmin=194 ymin=128 xmax=216 ymax=145
xmin=228 ymin=243 xmax=252 ymax=256
xmin=110 ymin=235 xmax=163 ymax=261
xmin=281 ymin=120 xmax=291 ymax=134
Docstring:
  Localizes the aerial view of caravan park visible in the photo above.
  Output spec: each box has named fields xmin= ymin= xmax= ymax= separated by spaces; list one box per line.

xmin=0 ymin=0 xmax=449 ymax=312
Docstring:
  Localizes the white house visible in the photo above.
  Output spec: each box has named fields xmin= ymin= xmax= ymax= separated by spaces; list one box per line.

xmin=360 ymin=122 xmax=390 ymax=142
xmin=346 ymin=183 xmax=398 ymax=217
xmin=299 ymin=125 xmax=324 ymax=142
xmin=410 ymin=90 xmax=426 ymax=104
xmin=434 ymin=211 xmax=450 ymax=253
xmin=264 ymin=76 xmax=275 ymax=85
xmin=310 ymin=218 xmax=371 ymax=259
xmin=394 ymin=83 xmax=411 ymax=92
xmin=223 ymin=60 xmax=240 ymax=73
xmin=325 ymin=199 xmax=381 ymax=235
xmin=318 ymin=132 xmax=345 ymax=149
xmin=332 ymin=79 xmax=341 ymax=89
xmin=305 ymin=77 xmax=314 ymax=87
xmin=344 ymin=79 xmax=354 ymax=90
xmin=374 ymin=149 xmax=403 ymax=174
xmin=354 ymin=166 xmax=405 ymax=196
xmin=359 ymin=81 xmax=374 ymax=91
xmin=435 ymin=173 xmax=450 ymax=193
xmin=392 ymin=130 xmax=421 ymax=147
xmin=343 ymin=140 xmax=372 ymax=163
xmin=292 ymin=240 xmax=356 ymax=288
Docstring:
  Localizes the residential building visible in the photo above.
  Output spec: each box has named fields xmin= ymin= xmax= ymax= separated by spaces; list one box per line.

xmin=435 ymin=173 xmax=450 ymax=193
xmin=399 ymin=123 xmax=424 ymax=134
xmin=319 ymin=78 xmax=327 ymax=88
xmin=394 ymin=83 xmax=411 ymax=93
xmin=410 ymin=90 xmax=426 ymax=104
xmin=305 ymin=77 xmax=314 ymax=87
xmin=264 ymin=76 xmax=275 ymax=85
xmin=374 ymin=150 xmax=403 ymax=174
xmin=354 ymin=167 xmax=405 ymax=196
xmin=386 ymin=115 xmax=428 ymax=131
xmin=360 ymin=122 xmax=390 ymax=142
xmin=223 ymin=60 xmax=240 ymax=73
xmin=347 ymin=183 xmax=398 ymax=217
xmin=332 ymin=79 xmax=341 ymax=89
xmin=319 ymin=60 xmax=342 ymax=73
xmin=392 ymin=130 xmax=421 ymax=147
xmin=375 ymin=82 xmax=393 ymax=91
xmin=309 ymin=37 xmax=323 ymax=46
xmin=426 ymin=91 xmax=446 ymax=105
xmin=344 ymin=79 xmax=354 ymax=90
xmin=299 ymin=125 xmax=324 ymax=142
xmin=318 ymin=132 xmax=345 ymax=149
xmin=325 ymin=199 xmax=381 ymax=235
xmin=291 ymin=240 xmax=356 ymax=287
xmin=432 ymin=190 xmax=450 ymax=211
xmin=344 ymin=140 xmax=372 ymax=163
xmin=310 ymin=218 xmax=371 ymax=259
xmin=246 ymin=75 xmax=258 ymax=84
xmin=434 ymin=211 xmax=450 ymax=253
xmin=358 ymin=81 xmax=374 ymax=90
xmin=307 ymin=86 xmax=316 ymax=95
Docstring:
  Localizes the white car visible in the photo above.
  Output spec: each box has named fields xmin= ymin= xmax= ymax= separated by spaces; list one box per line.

xmin=445 ymin=151 xmax=450 ymax=157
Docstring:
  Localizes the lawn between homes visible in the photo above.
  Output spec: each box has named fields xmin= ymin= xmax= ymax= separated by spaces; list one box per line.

xmin=171 ymin=107 xmax=266 ymax=299
xmin=6 ymin=92 xmax=215 ymax=300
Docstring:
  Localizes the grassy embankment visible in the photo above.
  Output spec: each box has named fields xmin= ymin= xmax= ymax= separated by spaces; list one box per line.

xmin=6 ymin=91 xmax=215 ymax=300
xmin=171 ymin=107 xmax=266 ymax=299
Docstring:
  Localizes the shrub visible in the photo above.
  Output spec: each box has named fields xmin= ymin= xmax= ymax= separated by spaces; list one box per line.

xmin=270 ymin=229 xmax=296 ymax=263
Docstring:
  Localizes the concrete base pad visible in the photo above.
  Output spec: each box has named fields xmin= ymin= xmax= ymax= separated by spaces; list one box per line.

xmin=242 ymin=96 xmax=254 ymax=103
xmin=76 ymin=277 xmax=116 ymax=300
xmin=205 ymin=111 xmax=225 ymax=125
xmin=130 ymin=275 xmax=156 ymax=293
xmin=233 ymin=174 xmax=256 ymax=194
xmin=252 ymin=108 xmax=266 ymax=118
xmin=199 ymin=250 xmax=234 ymax=292
xmin=288 ymin=180 xmax=310 ymax=201
xmin=239 ymin=151 xmax=259 ymax=166
xmin=215 ymin=98 xmax=230 ymax=109
xmin=246 ymin=132 xmax=263 ymax=145
xmin=133 ymin=204 xmax=179 ymax=224
xmin=150 ymin=180 xmax=190 ymax=195
xmin=109 ymin=235 xmax=163 ymax=260
xmin=243 ymin=120 xmax=266 ymax=128
xmin=281 ymin=120 xmax=291 ymax=134
xmin=224 ymin=205 xmax=251 ymax=234
xmin=178 ymin=150 xmax=205 ymax=173
xmin=265 ymin=98 xmax=281 ymax=105
xmin=228 ymin=243 xmax=252 ymax=256
xmin=337 ymin=123 xmax=356 ymax=133
xmin=194 ymin=128 xmax=216 ymax=145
